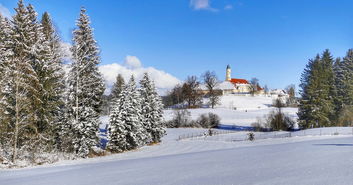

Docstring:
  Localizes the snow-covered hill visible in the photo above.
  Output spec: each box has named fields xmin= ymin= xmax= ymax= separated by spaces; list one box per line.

xmin=164 ymin=95 xmax=298 ymax=126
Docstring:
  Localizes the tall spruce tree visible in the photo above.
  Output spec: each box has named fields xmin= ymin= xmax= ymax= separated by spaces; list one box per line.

xmin=320 ymin=50 xmax=336 ymax=122
xmin=107 ymin=76 xmax=147 ymax=152
xmin=111 ymin=74 xmax=125 ymax=101
xmin=341 ymin=50 xmax=353 ymax=106
xmin=108 ymin=74 xmax=125 ymax=114
xmin=333 ymin=57 xmax=345 ymax=118
xmin=0 ymin=0 xmax=44 ymax=162
xmin=67 ymin=8 xmax=105 ymax=157
xmin=298 ymin=50 xmax=335 ymax=128
xmin=139 ymin=73 xmax=165 ymax=143
xmin=39 ymin=12 xmax=66 ymax=149
xmin=0 ymin=12 xmax=13 ymax=159
xmin=15 ymin=3 xmax=66 ymax=155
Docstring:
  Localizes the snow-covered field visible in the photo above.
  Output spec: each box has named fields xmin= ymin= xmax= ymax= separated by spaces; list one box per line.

xmin=1 ymin=128 xmax=353 ymax=185
xmin=2 ymin=96 xmax=352 ymax=185
xmin=164 ymin=95 xmax=298 ymax=126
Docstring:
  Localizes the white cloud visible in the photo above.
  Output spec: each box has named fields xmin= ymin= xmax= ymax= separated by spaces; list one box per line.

xmin=190 ymin=0 xmax=218 ymax=12
xmin=99 ymin=56 xmax=181 ymax=95
xmin=224 ymin=4 xmax=233 ymax=10
xmin=123 ymin=55 xmax=142 ymax=69
xmin=0 ymin=4 xmax=11 ymax=19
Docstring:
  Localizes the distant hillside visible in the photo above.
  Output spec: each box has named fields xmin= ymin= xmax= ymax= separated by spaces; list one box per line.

xmin=215 ymin=95 xmax=275 ymax=110
xmin=164 ymin=94 xmax=297 ymax=127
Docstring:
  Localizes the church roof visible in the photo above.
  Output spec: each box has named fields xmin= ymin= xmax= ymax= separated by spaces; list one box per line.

xmin=230 ymin=78 xmax=249 ymax=84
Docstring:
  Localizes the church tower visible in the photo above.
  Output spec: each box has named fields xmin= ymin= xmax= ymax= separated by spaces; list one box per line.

xmin=226 ymin=65 xmax=231 ymax=81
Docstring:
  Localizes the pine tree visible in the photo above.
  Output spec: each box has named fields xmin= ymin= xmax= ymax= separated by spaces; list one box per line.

xmin=24 ymin=4 xmax=53 ymax=149
xmin=67 ymin=8 xmax=105 ymax=157
xmin=333 ymin=57 xmax=345 ymax=118
xmin=39 ymin=12 xmax=66 ymax=149
xmin=108 ymin=74 xmax=125 ymax=114
xmin=139 ymin=73 xmax=165 ymax=144
xmin=0 ymin=0 xmax=44 ymax=162
xmin=107 ymin=76 xmax=147 ymax=152
xmin=320 ymin=50 xmax=335 ymax=122
xmin=111 ymin=74 xmax=125 ymax=101
xmin=341 ymin=50 xmax=353 ymax=106
xmin=298 ymin=50 xmax=335 ymax=128
xmin=0 ymin=12 xmax=14 ymax=160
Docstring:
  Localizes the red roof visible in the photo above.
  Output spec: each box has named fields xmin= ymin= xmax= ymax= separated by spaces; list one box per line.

xmin=230 ymin=78 xmax=249 ymax=84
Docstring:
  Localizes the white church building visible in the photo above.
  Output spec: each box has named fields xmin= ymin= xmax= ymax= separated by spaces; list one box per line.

xmin=200 ymin=65 xmax=258 ymax=95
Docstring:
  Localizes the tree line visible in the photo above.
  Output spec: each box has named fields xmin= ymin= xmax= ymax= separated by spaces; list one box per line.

xmin=163 ymin=71 xmax=221 ymax=109
xmin=0 ymin=0 xmax=165 ymax=166
xmin=298 ymin=49 xmax=353 ymax=128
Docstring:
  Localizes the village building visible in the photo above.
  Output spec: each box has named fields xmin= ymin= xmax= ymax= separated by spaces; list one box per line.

xmin=200 ymin=65 xmax=263 ymax=95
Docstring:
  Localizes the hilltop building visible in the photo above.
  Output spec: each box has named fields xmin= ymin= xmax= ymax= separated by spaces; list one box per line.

xmin=201 ymin=65 xmax=263 ymax=95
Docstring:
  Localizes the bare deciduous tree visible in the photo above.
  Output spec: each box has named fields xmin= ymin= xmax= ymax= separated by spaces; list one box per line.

xmin=250 ymin=77 xmax=259 ymax=96
xmin=202 ymin=71 xmax=220 ymax=108
xmin=182 ymin=76 xmax=202 ymax=108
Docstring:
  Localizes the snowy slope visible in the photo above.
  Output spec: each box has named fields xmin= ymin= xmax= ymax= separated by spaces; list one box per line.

xmin=164 ymin=95 xmax=298 ymax=126
xmin=216 ymin=94 xmax=275 ymax=110
xmin=1 ymin=127 xmax=352 ymax=185
xmin=164 ymin=107 xmax=298 ymax=126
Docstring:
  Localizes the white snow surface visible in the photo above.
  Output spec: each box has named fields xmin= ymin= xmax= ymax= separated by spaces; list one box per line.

xmin=1 ymin=127 xmax=353 ymax=185
xmin=164 ymin=95 xmax=298 ymax=126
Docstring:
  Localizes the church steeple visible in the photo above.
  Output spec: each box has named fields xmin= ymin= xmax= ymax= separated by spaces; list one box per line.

xmin=226 ymin=65 xmax=231 ymax=81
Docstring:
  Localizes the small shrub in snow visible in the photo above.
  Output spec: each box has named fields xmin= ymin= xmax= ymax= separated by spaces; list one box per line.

xmin=247 ymin=132 xmax=255 ymax=141
xmin=166 ymin=109 xmax=193 ymax=128
xmin=196 ymin=113 xmax=220 ymax=128
xmin=266 ymin=110 xmax=295 ymax=131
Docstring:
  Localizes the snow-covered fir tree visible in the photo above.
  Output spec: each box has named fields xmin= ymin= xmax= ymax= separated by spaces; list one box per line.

xmin=0 ymin=0 xmax=44 ymax=162
xmin=108 ymin=74 xmax=125 ymax=114
xmin=111 ymin=74 xmax=125 ymax=101
xmin=39 ymin=11 xmax=66 ymax=149
xmin=107 ymin=76 xmax=147 ymax=152
xmin=298 ymin=50 xmax=335 ymax=128
xmin=340 ymin=50 xmax=353 ymax=106
xmin=66 ymin=8 xmax=105 ymax=157
xmin=333 ymin=58 xmax=345 ymax=118
xmin=139 ymin=73 xmax=166 ymax=144
xmin=21 ymin=4 xmax=63 ymax=153
xmin=0 ymin=12 xmax=14 ymax=161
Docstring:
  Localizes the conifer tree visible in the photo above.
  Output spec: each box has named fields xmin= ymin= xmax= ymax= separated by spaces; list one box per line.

xmin=139 ymin=73 xmax=165 ymax=143
xmin=39 ymin=12 xmax=66 ymax=149
xmin=2 ymin=0 xmax=44 ymax=162
xmin=111 ymin=74 xmax=125 ymax=101
xmin=320 ymin=50 xmax=336 ymax=122
xmin=333 ymin=57 xmax=345 ymax=118
xmin=298 ymin=50 xmax=335 ymax=128
xmin=341 ymin=50 xmax=353 ymax=106
xmin=107 ymin=76 xmax=147 ymax=152
xmin=108 ymin=74 xmax=125 ymax=114
xmin=0 ymin=12 xmax=13 ymax=159
xmin=67 ymin=8 xmax=105 ymax=157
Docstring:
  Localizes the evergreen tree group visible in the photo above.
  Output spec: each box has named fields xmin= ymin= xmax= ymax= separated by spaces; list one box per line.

xmin=107 ymin=73 xmax=165 ymax=153
xmin=298 ymin=49 xmax=353 ymax=128
xmin=0 ymin=1 xmax=103 ymax=164
xmin=0 ymin=0 xmax=165 ymax=165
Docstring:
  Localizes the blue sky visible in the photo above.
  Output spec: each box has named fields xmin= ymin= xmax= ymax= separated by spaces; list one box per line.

xmin=1 ymin=0 xmax=353 ymax=91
